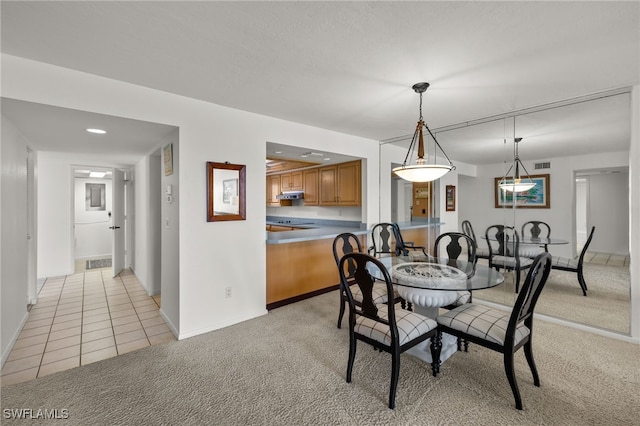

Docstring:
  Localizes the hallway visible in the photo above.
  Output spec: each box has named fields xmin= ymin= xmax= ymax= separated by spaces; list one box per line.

xmin=1 ymin=267 xmax=176 ymax=386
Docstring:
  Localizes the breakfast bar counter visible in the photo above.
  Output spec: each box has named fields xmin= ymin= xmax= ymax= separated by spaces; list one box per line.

xmin=266 ymin=217 xmax=442 ymax=309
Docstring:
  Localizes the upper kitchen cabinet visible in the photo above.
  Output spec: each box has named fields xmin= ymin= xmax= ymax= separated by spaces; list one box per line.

xmin=302 ymin=169 xmax=319 ymax=206
xmin=280 ymin=171 xmax=303 ymax=191
xmin=266 ymin=174 xmax=281 ymax=206
xmin=319 ymin=160 xmax=361 ymax=206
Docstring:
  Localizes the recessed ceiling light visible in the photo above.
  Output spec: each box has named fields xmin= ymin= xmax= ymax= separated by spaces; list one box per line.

xmin=89 ymin=171 xmax=107 ymax=178
xmin=324 ymin=158 xmax=331 ymax=161
xmin=86 ymin=128 xmax=106 ymax=134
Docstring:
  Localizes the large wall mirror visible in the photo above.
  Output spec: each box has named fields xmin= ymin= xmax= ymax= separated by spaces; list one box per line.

xmin=450 ymin=91 xmax=631 ymax=335
xmin=386 ymin=90 xmax=631 ymax=335
xmin=207 ymin=161 xmax=246 ymax=222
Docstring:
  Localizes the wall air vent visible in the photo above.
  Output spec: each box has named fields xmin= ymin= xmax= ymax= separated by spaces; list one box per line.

xmin=534 ymin=162 xmax=551 ymax=170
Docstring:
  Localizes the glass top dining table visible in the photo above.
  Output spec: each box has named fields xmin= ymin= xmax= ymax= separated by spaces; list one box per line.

xmin=369 ymin=256 xmax=505 ymax=291
xmin=483 ymin=235 xmax=568 ymax=245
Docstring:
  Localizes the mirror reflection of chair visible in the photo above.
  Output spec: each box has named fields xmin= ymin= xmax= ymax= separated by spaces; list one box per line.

xmin=434 ymin=232 xmax=476 ymax=308
xmin=551 ymin=226 xmax=595 ymax=296
xmin=435 ymin=252 xmax=553 ymax=410
xmin=521 ymin=220 xmax=551 ymax=256
xmin=392 ymin=225 xmax=431 ymax=260
xmin=485 ymin=225 xmax=534 ymax=293
xmin=338 ymin=252 xmax=440 ymax=409
xmin=461 ymin=220 xmax=490 ymax=264
xmin=332 ymin=233 xmax=389 ymax=329
xmin=369 ymin=222 xmax=431 ymax=260
xmin=368 ymin=223 xmax=398 ymax=257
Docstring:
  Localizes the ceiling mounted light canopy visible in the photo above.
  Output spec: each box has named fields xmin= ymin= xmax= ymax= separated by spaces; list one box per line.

xmin=392 ymin=82 xmax=454 ymax=182
xmin=498 ymin=137 xmax=536 ymax=193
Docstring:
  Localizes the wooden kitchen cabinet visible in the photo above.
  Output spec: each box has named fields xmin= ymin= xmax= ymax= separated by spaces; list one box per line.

xmin=280 ymin=171 xmax=303 ymax=191
xmin=266 ymin=174 xmax=281 ymax=206
xmin=319 ymin=160 xmax=361 ymax=206
xmin=302 ymin=169 xmax=319 ymax=205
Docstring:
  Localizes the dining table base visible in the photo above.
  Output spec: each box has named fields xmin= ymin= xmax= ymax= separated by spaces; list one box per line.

xmin=405 ymin=305 xmax=459 ymax=364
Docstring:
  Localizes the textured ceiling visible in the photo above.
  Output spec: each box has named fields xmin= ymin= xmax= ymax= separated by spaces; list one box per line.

xmin=1 ymin=1 xmax=638 ymax=165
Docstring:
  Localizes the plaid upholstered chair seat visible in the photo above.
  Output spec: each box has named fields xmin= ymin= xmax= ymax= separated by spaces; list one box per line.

xmin=491 ymin=255 xmax=533 ymax=269
xmin=551 ymin=256 xmax=578 ymax=269
xmin=355 ymin=304 xmax=437 ymax=346
xmin=436 ymin=304 xmax=530 ymax=346
xmin=518 ymin=245 xmax=546 ymax=259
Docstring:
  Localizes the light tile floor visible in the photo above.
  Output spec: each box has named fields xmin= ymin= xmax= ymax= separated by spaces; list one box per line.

xmin=584 ymin=251 xmax=630 ymax=266
xmin=1 ymin=268 xmax=175 ymax=386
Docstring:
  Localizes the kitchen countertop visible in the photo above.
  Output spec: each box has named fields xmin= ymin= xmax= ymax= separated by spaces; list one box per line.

xmin=266 ymin=218 xmax=442 ymax=244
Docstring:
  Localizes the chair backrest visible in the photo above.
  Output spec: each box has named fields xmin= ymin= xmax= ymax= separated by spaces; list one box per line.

xmin=521 ymin=221 xmax=551 ymax=239
xmin=434 ymin=232 xmax=476 ymax=265
xmin=507 ymin=252 xmax=552 ymax=344
xmin=461 ymin=220 xmax=478 ymax=247
xmin=332 ymin=233 xmax=363 ymax=281
xmin=577 ymin=226 xmax=596 ymax=264
xmin=338 ymin=252 xmax=397 ymax=336
xmin=485 ymin=224 xmax=520 ymax=258
xmin=370 ymin=223 xmax=398 ymax=256
xmin=391 ymin=224 xmax=415 ymax=256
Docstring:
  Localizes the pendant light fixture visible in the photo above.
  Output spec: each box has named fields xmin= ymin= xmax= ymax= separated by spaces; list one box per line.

xmin=498 ymin=137 xmax=536 ymax=193
xmin=392 ymin=82 xmax=454 ymax=182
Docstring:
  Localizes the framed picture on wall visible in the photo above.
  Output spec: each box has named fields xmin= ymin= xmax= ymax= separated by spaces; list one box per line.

xmin=494 ymin=173 xmax=550 ymax=208
xmin=85 ymin=183 xmax=106 ymax=211
xmin=446 ymin=185 xmax=456 ymax=211
xmin=163 ymin=143 xmax=173 ymax=176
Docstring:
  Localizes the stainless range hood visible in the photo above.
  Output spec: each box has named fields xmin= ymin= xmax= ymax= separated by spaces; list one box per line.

xmin=276 ymin=191 xmax=304 ymax=200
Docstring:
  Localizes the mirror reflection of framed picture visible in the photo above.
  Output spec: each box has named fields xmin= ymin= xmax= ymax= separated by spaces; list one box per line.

xmin=494 ymin=174 xmax=550 ymax=208
xmin=223 ymin=179 xmax=238 ymax=204
xmin=446 ymin=185 xmax=456 ymax=211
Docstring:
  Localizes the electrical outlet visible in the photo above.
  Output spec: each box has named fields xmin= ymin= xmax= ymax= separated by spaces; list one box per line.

xmin=225 ymin=287 xmax=232 ymax=298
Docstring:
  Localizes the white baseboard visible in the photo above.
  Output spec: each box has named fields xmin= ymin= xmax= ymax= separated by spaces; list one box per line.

xmin=1 ymin=311 xmax=29 ymax=368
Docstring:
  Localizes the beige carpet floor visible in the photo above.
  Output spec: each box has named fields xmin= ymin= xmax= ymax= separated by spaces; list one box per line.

xmin=1 ymin=288 xmax=638 ymax=425
xmin=474 ymin=261 xmax=630 ymax=334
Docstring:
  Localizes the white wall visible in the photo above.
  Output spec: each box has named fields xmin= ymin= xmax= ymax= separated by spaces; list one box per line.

xmin=36 ymin=152 xmax=130 ymax=278
xmin=161 ymin=135 xmax=179 ymax=335
xmin=458 ymin=150 xmax=630 ymax=259
xmin=74 ymin=177 xmax=112 ymax=259
xmin=0 ymin=55 xmax=381 ymax=339
xmin=133 ymin=154 xmax=162 ymax=296
xmin=1 ymin=115 xmax=29 ymax=364
xmin=587 ymin=172 xmax=629 ymax=255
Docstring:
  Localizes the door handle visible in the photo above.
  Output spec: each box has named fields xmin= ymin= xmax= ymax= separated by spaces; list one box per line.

xmin=109 ymin=226 xmax=121 ymax=230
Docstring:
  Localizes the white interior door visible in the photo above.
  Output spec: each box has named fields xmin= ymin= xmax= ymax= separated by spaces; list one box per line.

xmin=111 ymin=169 xmax=125 ymax=277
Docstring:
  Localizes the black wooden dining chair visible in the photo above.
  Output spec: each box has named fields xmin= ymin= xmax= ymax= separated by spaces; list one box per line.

xmin=551 ymin=226 xmax=595 ymax=296
xmin=434 ymin=232 xmax=476 ymax=308
xmin=486 ymin=225 xmax=534 ymax=293
xmin=521 ymin=220 xmax=551 ymax=256
xmin=333 ymin=233 xmax=389 ymax=329
xmin=461 ymin=220 xmax=490 ymax=264
xmin=435 ymin=252 xmax=552 ymax=410
xmin=338 ymin=252 xmax=440 ymax=409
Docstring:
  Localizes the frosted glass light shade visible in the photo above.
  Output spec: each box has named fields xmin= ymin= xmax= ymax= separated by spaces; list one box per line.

xmin=498 ymin=178 xmax=536 ymax=193
xmin=392 ymin=164 xmax=453 ymax=182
